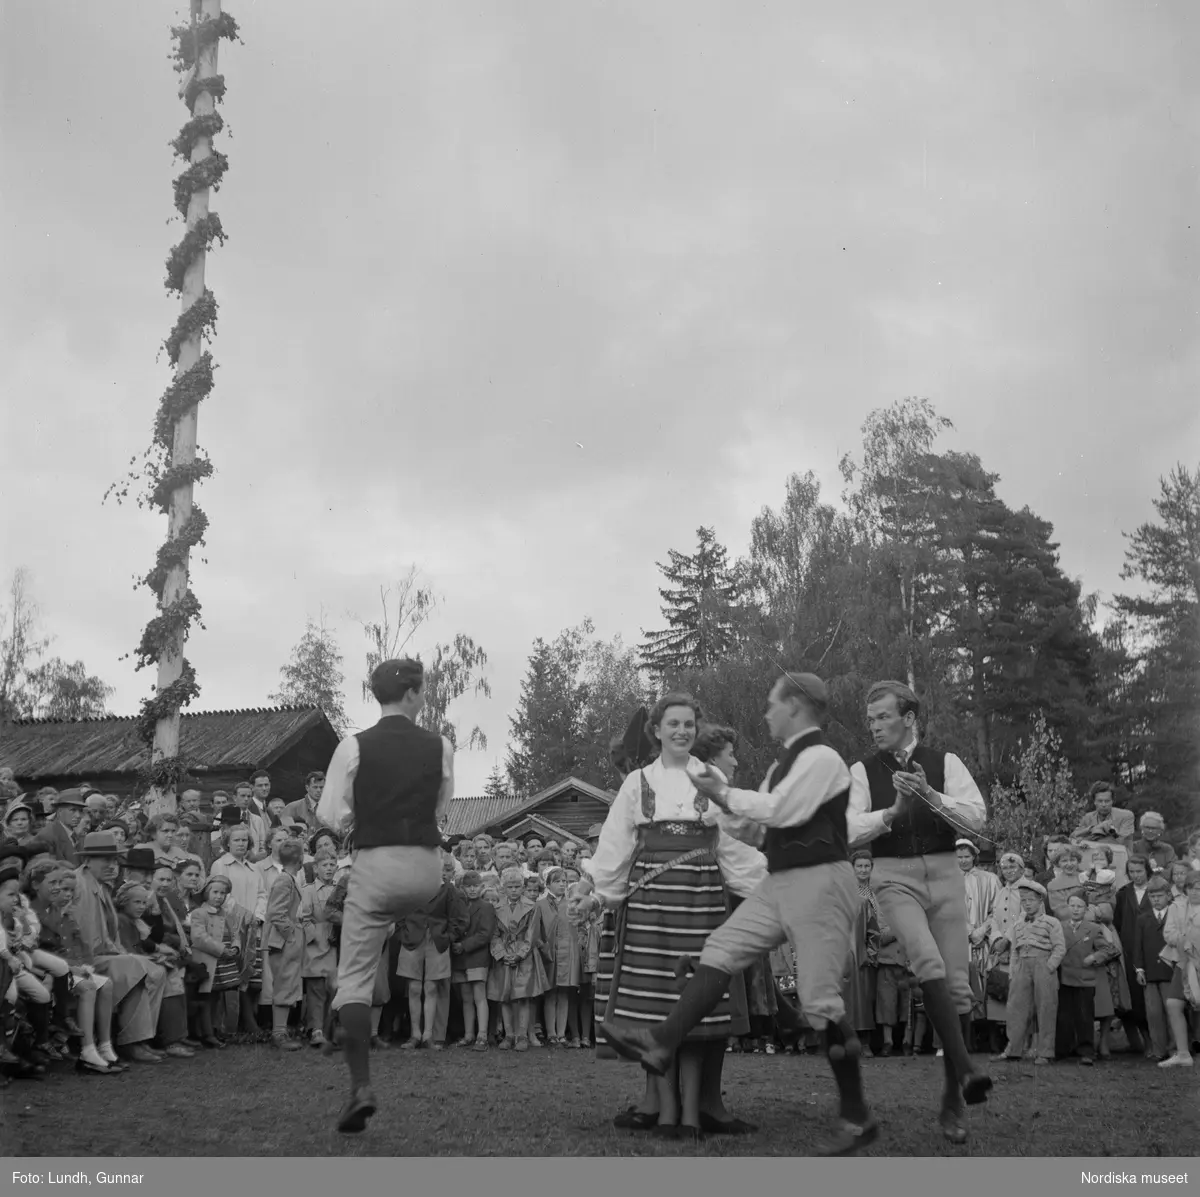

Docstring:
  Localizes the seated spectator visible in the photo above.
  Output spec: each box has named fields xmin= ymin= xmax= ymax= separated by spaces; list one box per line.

xmin=71 ymin=832 xmax=169 ymax=1064
xmin=1072 ymin=783 xmax=1135 ymax=843
xmin=1130 ymin=812 xmax=1176 ymax=876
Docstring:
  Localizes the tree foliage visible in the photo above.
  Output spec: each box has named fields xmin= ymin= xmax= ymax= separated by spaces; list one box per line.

xmin=0 ymin=568 xmax=113 ymax=722
xmin=508 ymin=621 xmax=646 ymax=795
xmin=640 ymin=527 xmax=746 ymax=679
xmin=351 ymin=568 xmax=490 ymax=751
xmin=270 ymin=611 xmax=349 ymax=734
xmin=988 ymin=712 xmax=1086 ymax=862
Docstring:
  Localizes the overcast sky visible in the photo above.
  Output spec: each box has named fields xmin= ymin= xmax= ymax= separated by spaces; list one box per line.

xmin=1 ymin=2 xmax=1195 ymax=796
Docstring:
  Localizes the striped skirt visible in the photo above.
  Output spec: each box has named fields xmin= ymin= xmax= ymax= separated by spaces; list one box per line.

xmin=594 ymin=824 xmax=748 ymax=1058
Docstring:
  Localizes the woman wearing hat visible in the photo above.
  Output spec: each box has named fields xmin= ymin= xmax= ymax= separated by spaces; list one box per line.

xmin=69 ymin=830 xmax=170 ymax=1064
xmin=3 ymin=800 xmax=37 ymax=846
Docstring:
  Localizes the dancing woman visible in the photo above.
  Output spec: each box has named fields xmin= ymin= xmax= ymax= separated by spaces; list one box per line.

xmin=584 ymin=693 xmax=766 ymax=1140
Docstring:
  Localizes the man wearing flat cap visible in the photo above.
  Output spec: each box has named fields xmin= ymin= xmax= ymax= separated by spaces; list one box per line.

xmin=846 ymin=680 xmax=991 ymax=1143
xmin=31 ymin=788 xmax=88 ymax=867
xmin=602 ymin=670 xmax=881 ymax=1156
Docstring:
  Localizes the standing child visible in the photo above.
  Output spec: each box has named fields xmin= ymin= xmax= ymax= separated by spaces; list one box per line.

xmin=1056 ymin=893 xmax=1117 ymax=1065
xmin=264 ymin=842 xmax=305 ymax=1051
xmin=534 ymin=868 xmax=579 ymax=1046
xmin=568 ymin=878 xmax=601 ymax=1048
xmin=451 ymin=870 xmax=496 ymax=1051
xmin=300 ymin=852 xmax=340 ymax=1048
xmin=1134 ymin=877 xmax=1178 ymax=1062
xmin=874 ymin=913 xmax=909 ymax=1057
xmin=992 ymin=878 xmax=1065 ymax=1066
xmin=488 ymin=867 xmax=545 ymax=1051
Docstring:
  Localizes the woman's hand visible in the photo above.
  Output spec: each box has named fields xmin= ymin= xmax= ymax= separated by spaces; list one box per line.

xmin=1135 ymin=967 xmax=1146 ymax=986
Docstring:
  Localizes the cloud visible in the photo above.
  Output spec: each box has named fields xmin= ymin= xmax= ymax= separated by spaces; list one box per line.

xmin=1 ymin=1 xmax=1193 ymax=794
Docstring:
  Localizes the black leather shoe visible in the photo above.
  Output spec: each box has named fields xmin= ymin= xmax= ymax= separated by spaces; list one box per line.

xmin=336 ymin=1087 xmax=379 ymax=1134
xmin=699 ymin=1113 xmax=758 ymax=1135
xmin=613 ymin=1105 xmax=659 ymax=1130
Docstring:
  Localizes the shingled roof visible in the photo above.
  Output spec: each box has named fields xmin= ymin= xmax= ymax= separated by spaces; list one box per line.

xmin=442 ymin=794 xmax=527 ymax=837
xmin=1 ymin=707 xmax=337 ymax=781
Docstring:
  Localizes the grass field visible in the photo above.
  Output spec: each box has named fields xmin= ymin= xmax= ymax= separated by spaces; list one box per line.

xmin=2 ymin=1043 xmax=1194 ymax=1158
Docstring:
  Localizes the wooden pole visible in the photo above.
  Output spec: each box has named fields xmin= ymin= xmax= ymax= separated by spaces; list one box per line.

xmin=148 ymin=0 xmax=222 ymax=816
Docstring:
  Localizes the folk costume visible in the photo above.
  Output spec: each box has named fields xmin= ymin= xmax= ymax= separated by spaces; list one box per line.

xmin=847 ymin=728 xmax=991 ymax=1135
xmin=601 ymin=687 xmax=881 ymax=1156
xmin=586 ymin=754 xmax=766 ymax=1055
xmin=315 ymin=674 xmax=452 ymax=1132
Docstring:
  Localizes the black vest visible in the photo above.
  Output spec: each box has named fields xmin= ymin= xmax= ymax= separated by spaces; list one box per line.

xmin=760 ymin=729 xmax=850 ymax=874
xmin=352 ymin=715 xmax=444 ymax=850
xmin=861 ymin=745 xmax=954 ymax=859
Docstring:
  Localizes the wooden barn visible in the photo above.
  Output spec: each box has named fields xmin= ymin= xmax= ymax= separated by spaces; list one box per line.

xmin=443 ymin=777 xmax=614 ymax=846
xmin=1 ymin=706 xmax=341 ymax=805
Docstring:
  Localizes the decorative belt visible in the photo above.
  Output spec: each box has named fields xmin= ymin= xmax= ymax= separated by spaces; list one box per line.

xmin=654 ymin=821 xmax=706 ymax=836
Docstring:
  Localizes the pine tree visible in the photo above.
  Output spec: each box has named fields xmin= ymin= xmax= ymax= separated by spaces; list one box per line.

xmin=483 ymin=764 xmax=510 ymax=802
xmin=506 ymin=634 xmax=585 ymax=795
xmin=271 ymin=613 xmax=349 ymax=734
xmin=640 ymin=527 xmax=744 ymax=679
xmin=1111 ymin=463 xmax=1200 ymax=827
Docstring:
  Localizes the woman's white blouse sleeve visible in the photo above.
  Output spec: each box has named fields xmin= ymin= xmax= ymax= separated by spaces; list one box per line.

xmin=715 ymin=827 xmax=769 ymax=897
xmin=583 ymin=773 xmax=639 ymax=904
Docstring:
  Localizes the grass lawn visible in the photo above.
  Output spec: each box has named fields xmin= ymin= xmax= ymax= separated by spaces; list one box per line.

xmin=3 ymin=1044 xmax=1193 ymax=1157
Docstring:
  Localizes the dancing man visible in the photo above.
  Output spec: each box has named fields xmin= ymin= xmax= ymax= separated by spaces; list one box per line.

xmin=602 ymin=671 xmax=879 ymax=1155
xmin=847 ymin=680 xmax=991 ymax=1144
xmin=317 ymin=658 xmax=453 ymax=1133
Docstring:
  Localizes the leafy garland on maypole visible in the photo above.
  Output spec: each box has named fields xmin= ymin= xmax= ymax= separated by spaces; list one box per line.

xmin=111 ymin=4 xmax=240 ymax=799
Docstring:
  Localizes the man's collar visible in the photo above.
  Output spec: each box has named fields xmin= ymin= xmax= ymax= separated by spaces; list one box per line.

xmin=782 ymin=726 xmax=822 ymax=749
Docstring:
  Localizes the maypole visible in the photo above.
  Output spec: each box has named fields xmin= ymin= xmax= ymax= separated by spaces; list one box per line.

xmin=134 ymin=1 xmax=239 ymax=814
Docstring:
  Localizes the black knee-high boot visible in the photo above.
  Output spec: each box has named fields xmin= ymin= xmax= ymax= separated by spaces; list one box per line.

xmin=823 ymin=1020 xmax=869 ymax=1124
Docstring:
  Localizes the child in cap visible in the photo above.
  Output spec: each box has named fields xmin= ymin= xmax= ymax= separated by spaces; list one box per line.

xmin=1055 ymin=893 xmax=1118 ymax=1065
xmin=451 ymin=870 xmax=496 ymax=1050
xmin=993 ymin=877 xmax=1065 ymax=1065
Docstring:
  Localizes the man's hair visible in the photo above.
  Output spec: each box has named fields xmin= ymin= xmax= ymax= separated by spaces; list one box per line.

xmin=692 ymin=725 xmax=738 ymax=764
xmin=1088 ymin=780 xmax=1116 ymax=800
xmin=370 ymin=658 xmax=424 ymax=705
xmin=865 ymin=680 xmax=920 ymax=719
xmin=775 ymin=672 xmax=828 ymax=717
xmin=460 ymin=870 xmax=483 ymax=888
xmin=235 ymin=781 xmax=253 ymax=793
xmin=1145 ymin=876 xmax=1171 ymax=894
xmin=250 ymin=770 xmax=270 ymax=784
xmin=305 ymin=772 xmax=325 ymax=786
xmin=278 ymin=842 xmax=303 ymax=867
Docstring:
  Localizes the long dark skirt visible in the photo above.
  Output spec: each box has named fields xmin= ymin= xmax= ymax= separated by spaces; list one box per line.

xmin=594 ymin=824 xmax=748 ymax=1059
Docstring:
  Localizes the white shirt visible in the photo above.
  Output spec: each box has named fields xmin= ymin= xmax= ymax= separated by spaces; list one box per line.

xmin=846 ymin=733 xmax=985 ymax=847
xmin=712 ymin=732 xmax=853 ymax=842
xmin=582 ymin=756 xmax=768 ymax=904
xmin=316 ymin=717 xmax=455 ymax=838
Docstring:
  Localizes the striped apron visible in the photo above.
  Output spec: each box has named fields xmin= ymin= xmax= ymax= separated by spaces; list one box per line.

xmin=594 ymin=822 xmax=748 ymax=1058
